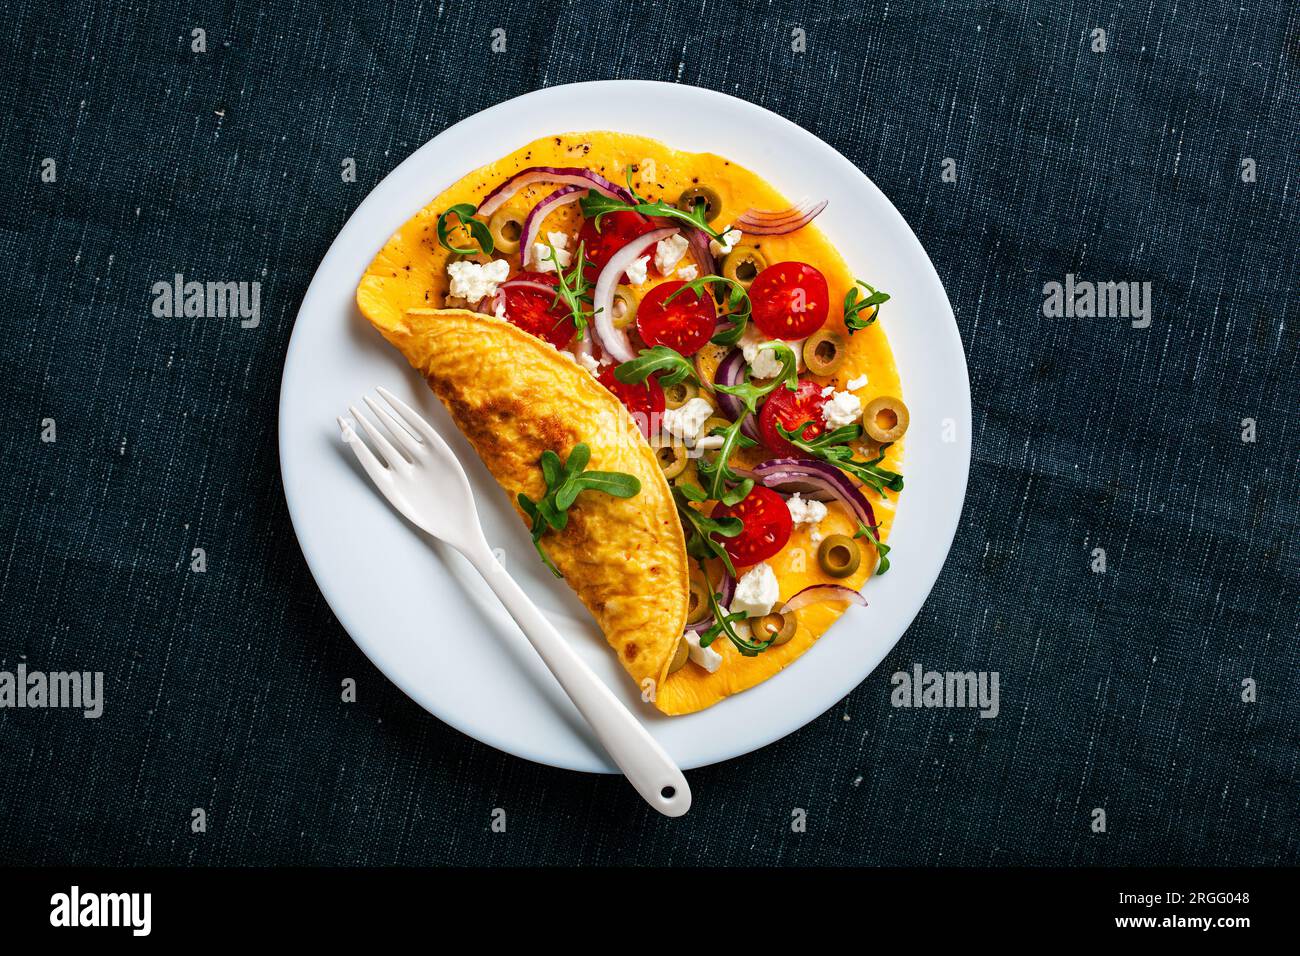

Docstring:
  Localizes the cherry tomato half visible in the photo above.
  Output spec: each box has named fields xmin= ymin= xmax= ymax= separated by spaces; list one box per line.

xmin=598 ymin=364 xmax=665 ymax=437
xmin=710 ymin=486 xmax=793 ymax=566
xmin=758 ymin=378 xmax=828 ymax=457
xmin=501 ymin=273 xmax=574 ymax=350
xmin=578 ymin=210 xmax=656 ymax=277
xmin=636 ymin=281 xmax=717 ymax=355
xmin=749 ymin=261 xmax=830 ymax=339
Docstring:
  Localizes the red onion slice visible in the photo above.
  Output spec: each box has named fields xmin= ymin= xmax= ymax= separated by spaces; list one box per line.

xmin=591 ymin=226 xmax=676 ymax=362
xmin=498 ymin=278 xmax=558 ymax=297
xmin=735 ymin=199 xmax=828 ymax=236
xmin=751 ymin=457 xmax=878 ymax=533
xmin=686 ymin=228 xmax=717 ymax=275
xmin=477 ymin=166 xmax=634 ymax=217
xmin=713 ymin=348 xmax=761 ymax=440
xmin=685 ymin=567 xmax=737 ymax=633
xmin=735 ymin=198 xmax=822 ymax=224
xmin=779 ymin=583 xmax=866 ymax=615
xmin=519 ymin=186 xmax=583 ymax=266
xmin=736 ymin=207 xmax=810 ymax=225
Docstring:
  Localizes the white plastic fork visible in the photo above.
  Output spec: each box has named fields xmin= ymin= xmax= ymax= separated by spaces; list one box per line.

xmin=338 ymin=386 xmax=691 ymax=817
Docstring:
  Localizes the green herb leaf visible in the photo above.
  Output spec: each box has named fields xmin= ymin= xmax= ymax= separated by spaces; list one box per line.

xmin=776 ymin=421 xmax=906 ymax=495
xmin=520 ymin=443 xmax=641 ymax=576
xmin=437 ymin=203 xmax=494 ymax=256
xmin=614 ymin=345 xmax=701 ymax=389
xmin=699 ymin=583 xmax=774 ymax=656
xmin=672 ymin=486 xmax=740 ymax=578
xmin=539 ymin=450 xmax=564 ymax=488
xmin=563 ymin=442 xmax=590 ymax=478
xmin=675 ymin=482 xmax=707 ymax=503
xmin=690 ymin=342 xmax=799 ymax=502
xmin=542 ymin=239 xmax=594 ymax=338
xmin=579 ymin=174 xmax=727 ymax=241
xmin=843 ymin=279 xmax=890 ymax=334
xmin=566 ymin=470 xmax=641 ymax=502
xmin=855 ymin=522 xmax=892 ymax=575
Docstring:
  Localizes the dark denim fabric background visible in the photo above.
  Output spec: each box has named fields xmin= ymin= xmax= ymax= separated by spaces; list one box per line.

xmin=1 ymin=0 xmax=1296 ymax=866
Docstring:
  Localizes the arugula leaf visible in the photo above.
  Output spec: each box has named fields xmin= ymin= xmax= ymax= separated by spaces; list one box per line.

xmin=562 ymin=441 xmax=590 ymax=477
xmin=518 ymin=443 xmax=641 ymax=576
xmin=843 ymin=279 xmax=890 ymax=334
xmin=672 ymin=486 xmax=740 ymax=578
xmin=855 ymin=522 xmax=892 ymax=575
xmin=578 ymin=169 xmax=728 ymax=240
xmin=696 ymin=342 xmax=799 ymax=502
xmin=699 ymin=582 xmax=775 ymax=656
xmin=776 ymin=421 xmax=905 ymax=495
xmin=614 ymin=346 xmax=701 ymax=389
xmin=539 ymin=449 xmax=564 ymax=488
xmin=437 ymin=203 xmax=495 ymax=256
xmin=541 ymin=238 xmax=594 ymax=337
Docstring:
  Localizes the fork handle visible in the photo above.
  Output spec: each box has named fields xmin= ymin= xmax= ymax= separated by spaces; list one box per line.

xmin=467 ymin=550 xmax=691 ymax=817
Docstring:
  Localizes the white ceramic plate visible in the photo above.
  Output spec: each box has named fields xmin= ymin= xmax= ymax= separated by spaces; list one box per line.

xmin=279 ymin=80 xmax=970 ymax=773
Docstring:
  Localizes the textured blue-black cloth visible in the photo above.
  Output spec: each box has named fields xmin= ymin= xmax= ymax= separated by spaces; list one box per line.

xmin=0 ymin=0 xmax=1295 ymax=866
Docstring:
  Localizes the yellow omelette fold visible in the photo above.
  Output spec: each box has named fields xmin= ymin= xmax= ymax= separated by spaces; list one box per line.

xmin=374 ymin=307 xmax=689 ymax=699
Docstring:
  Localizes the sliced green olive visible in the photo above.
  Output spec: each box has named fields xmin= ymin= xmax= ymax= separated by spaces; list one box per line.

xmin=721 ymin=246 xmax=768 ymax=288
xmin=488 ymin=208 xmax=523 ymax=255
xmin=753 ymin=610 xmax=797 ymax=646
xmin=612 ymin=285 xmax=641 ymax=330
xmin=862 ymin=395 xmax=910 ymax=443
xmin=676 ymin=185 xmax=722 ymax=223
xmin=668 ymin=636 xmax=690 ymax=673
xmin=686 ymin=572 xmax=711 ymax=625
xmin=803 ymin=329 xmax=847 ymax=376
xmin=655 ymin=443 xmax=688 ymax=479
xmin=664 ymin=379 xmax=700 ymax=410
xmin=818 ymin=534 xmax=862 ymax=578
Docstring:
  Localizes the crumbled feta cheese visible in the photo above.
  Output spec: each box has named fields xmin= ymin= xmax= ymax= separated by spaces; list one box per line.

xmin=846 ymin=374 xmax=869 ymax=391
xmin=740 ymin=325 xmax=803 ymax=376
xmin=709 ymin=226 xmax=742 ymax=256
xmin=625 ymin=254 xmax=650 ymax=285
xmin=493 ymin=296 xmax=507 ymax=320
xmin=788 ymin=492 xmax=827 ymax=545
xmin=742 ymin=339 xmax=785 ymax=380
xmin=661 ymin=397 xmax=713 ymax=443
xmin=654 ymin=233 xmax=690 ymax=274
xmin=446 ymin=258 xmax=510 ymax=302
xmin=562 ymin=350 xmax=603 ymax=376
xmin=786 ymin=492 xmax=828 ymax=527
xmin=731 ymin=562 xmax=779 ymax=618
xmin=684 ymin=631 xmax=723 ymax=673
xmin=532 ymin=231 xmax=572 ymax=272
xmin=677 ymin=264 xmax=699 ymax=282
xmin=821 ymin=389 xmax=863 ymax=429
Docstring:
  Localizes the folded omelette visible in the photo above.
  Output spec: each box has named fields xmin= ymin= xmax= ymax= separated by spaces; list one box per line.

xmin=356 ymin=132 xmax=904 ymax=715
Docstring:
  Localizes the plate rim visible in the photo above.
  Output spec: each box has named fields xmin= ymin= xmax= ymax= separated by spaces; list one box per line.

xmin=278 ymin=79 xmax=971 ymax=773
